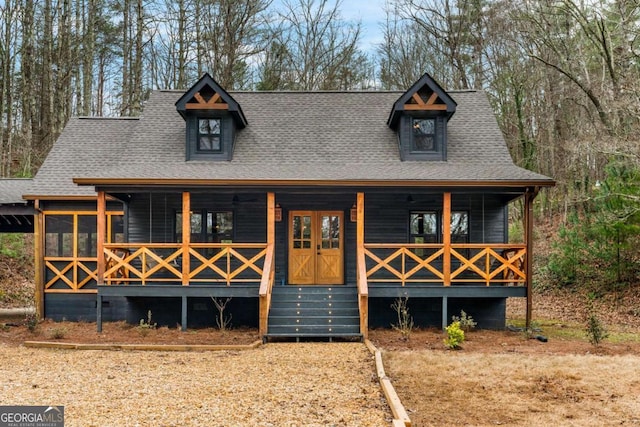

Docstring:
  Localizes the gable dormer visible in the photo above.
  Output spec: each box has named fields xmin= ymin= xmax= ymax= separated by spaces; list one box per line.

xmin=175 ymin=73 xmax=247 ymax=161
xmin=388 ymin=73 xmax=457 ymax=161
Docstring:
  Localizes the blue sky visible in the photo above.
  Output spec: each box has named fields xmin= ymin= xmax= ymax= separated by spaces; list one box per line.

xmin=338 ymin=0 xmax=388 ymax=53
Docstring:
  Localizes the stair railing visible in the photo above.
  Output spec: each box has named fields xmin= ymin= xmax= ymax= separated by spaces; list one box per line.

xmin=258 ymin=243 xmax=276 ymax=337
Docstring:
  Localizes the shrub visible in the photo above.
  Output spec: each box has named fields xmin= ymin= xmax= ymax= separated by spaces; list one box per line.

xmin=390 ymin=297 xmax=414 ymax=341
xmin=585 ymin=295 xmax=608 ymax=346
xmin=137 ymin=310 xmax=157 ymax=336
xmin=444 ymin=321 xmax=465 ymax=349
xmin=24 ymin=312 xmax=38 ymax=333
xmin=452 ymin=310 xmax=477 ymax=332
xmin=211 ymin=297 xmax=232 ymax=331
xmin=49 ymin=327 xmax=67 ymax=340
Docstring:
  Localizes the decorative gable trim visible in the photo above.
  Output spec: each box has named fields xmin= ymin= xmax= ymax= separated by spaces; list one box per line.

xmin=186 ymin=92 xmax=229 ymax=110
xmin=175 ymin=73 xmax=247 ymax=128
xmin=387 ymin=73 xmax=457 ymax=130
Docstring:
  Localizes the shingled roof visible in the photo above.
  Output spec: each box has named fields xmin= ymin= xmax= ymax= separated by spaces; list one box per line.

xmin=27 ymin=89 xmax=553 ymax=197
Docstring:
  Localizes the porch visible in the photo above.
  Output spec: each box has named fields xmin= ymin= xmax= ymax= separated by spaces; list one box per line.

xmin=87 ymin=190 xmax=536 ymax=338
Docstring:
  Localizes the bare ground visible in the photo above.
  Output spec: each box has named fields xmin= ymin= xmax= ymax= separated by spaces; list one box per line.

xmin=0 ymin=343 xmax=391 ymax=426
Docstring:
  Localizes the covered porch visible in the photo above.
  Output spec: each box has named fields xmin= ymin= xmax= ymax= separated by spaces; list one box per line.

xmin=88 ymin=184 xmax=538 ymax=338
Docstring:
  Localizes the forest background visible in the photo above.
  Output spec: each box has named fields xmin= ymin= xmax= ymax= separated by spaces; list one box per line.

xmin=0 ymin=0 xmax=639 ymax=298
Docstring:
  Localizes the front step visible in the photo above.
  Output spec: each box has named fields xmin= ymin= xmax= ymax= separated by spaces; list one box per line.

xmin=265 ymin=286 xmax=362 ymax=341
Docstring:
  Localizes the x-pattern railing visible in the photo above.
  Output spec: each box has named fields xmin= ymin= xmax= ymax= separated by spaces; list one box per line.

xmin=363 ymin=243 xmax=526 ymax=286
xmin=44 ymin=257 xmax=98 ymax=291
xmin=188 ymin=244 xmax=267 ymax=285
xmin=103 ymin=243 xmax=268 ymax=286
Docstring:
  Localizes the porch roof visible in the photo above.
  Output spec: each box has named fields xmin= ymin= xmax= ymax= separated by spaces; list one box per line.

xmin=0 ymin=179 xmax=34 ymax=232
xmin=27 ymin=90 xmax=553 ymax=198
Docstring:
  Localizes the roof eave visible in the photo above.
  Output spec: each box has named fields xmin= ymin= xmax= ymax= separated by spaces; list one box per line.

xmin=73 ymin=177 xmax=556 ymax=189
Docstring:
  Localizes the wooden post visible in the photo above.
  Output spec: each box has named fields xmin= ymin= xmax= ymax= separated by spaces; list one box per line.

xmin=182 ymin=191 xmax=191 ymax=286
xmin=267 ymin=192 xmax=275 ymax=247
xmin=96 ymin=294 xmax=103 ymax=333
xmin=442 ymin=192 xmax=451 ymax=286
xmin=97 ymin=191 xmax=106 ymax=286
xmin=524 ymin=188 xmax=536 ymax=329
xmin=259 ymin=192 xmax=276 ymax=337
xmin=33 ymin=200 xmax=44 ymax=320
xmin=357 ymin=192 xmax=368 ymax=338
xmin=441 ymin=295 xmax=448 ymax=331
xmin=181 ymin=296 xmax=187 ymax=331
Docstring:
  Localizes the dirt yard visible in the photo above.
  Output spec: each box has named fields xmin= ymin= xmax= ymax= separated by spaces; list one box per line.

xmin=3 ymin=286 xmax=640 ymax=426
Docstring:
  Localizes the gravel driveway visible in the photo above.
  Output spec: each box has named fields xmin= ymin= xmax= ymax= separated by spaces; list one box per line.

xmin=0 ymin=343 xmax=391 ymax=426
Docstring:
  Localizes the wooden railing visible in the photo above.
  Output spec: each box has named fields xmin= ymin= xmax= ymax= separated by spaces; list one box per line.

xmin=356 ymin=242 xmax=369 ymax=338
xmin=258 ymin=244 xmax=276 ymax=336
xmin=44 ymin=257 xmax=98 ymax=292
xmin=363 ymin=243 xmax=526 ymax=286
xmin=103 ymin=243 xmax=268 ymax=286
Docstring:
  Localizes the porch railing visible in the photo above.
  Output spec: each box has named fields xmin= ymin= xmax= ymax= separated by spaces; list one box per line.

xmin=44 ymin=256 xmax=98 ymax=292
xmin=258 ymin=243 xmax=276 ymax=336
xmin=363 ymin=243 xmax=526 ymax=286
xmin=103 ymin=243 xmax=268 ymax=285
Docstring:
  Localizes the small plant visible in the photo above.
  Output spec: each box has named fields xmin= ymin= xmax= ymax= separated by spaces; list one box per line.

xmin=24 ymin=312 xmax=38 ymax=333
xmin=49 ymin=327 xmax=67 ymax=340
xmin=452 ymin=310 xmax=477 ymax=332
xmin=390 ymin=297 xmax=414 ymax=341
xmin=137 ymin=310 xmax=157 ymax=336
xmin=444 ymin=321 xmax=465 ymax=349
xmin=585 ymin=296 xmax=608 ymax=346
xmin=211 ymin=297 xmax=232 ymax=331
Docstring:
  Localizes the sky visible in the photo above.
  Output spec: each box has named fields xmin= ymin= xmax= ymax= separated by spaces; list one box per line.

xmin=338 ymin=0 xmax=389 ymax=53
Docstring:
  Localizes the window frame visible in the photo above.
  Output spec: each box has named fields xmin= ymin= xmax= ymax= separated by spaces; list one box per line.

xmin=44 ymin=211 xmax=124 ymax=258
xmin=411 ymin=118 xmax=437 ymax=153
xmin=175 ymin=209 xmax=234 ymax=243
xmin=409 ymin=210 xmax=469 ymax=245
xmin=196 ymin=118 xmax=222 ymax=153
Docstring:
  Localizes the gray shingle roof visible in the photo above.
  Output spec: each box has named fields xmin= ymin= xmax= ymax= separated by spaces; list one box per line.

xmin=28 ymin=89 xmax=553 ymax=197
xmin=0 ymin=179 xmax=33 ymax=204
xmin=27 ymin=117 xmax=139 ymax=197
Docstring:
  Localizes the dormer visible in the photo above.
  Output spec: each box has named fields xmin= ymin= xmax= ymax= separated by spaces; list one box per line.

xmin=388 ymin=73 xmax=457 ymax=161
xmin=175 ymin=73 xmax=247 ymax=161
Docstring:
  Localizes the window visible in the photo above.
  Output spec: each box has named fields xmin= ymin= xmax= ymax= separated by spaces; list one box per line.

xmin=412 ymin=118 xmax=436 ymax=152
xmin=197 ymin=118 xmax=221 ymax=152
xmin=175 ymin=210 xmax=233 ymax=243
xmin=450 ymin=212 xmax=469 ymax=243
xmin=44 ymin=213 xmax=124 ymax=257
xmin=409 ymin=210 xmax=469 ymax=244
xmin=410 ymin=211 xmax=438 ymax=244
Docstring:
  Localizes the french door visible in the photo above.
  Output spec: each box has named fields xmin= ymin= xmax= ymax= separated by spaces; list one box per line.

xmin=288 ymin=211 xmax=344 ymax=285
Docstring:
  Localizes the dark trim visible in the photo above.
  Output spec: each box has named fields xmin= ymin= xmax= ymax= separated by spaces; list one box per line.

xmin=368 ymin=285 xmax=526 ymax=298
xmin=98 ymin=285 xmax=259 ymax=298
xmin=74 ymin=178 xmax=556 ymax=188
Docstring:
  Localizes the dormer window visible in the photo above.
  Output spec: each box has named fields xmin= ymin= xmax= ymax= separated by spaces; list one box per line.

xmin=412 ymin=118 xmax=436 ymax=152
xmin=198 ymin=118 xmax=222 ymax=152
xmin=388 ymin=73 xmax=457 ymax=162
xmin=175 ymin=73 xmax=247 ymax=162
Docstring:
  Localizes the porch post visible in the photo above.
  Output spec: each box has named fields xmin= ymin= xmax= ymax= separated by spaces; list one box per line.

xmin=97 ymin=191 xmax=106 ymax=333
xmin=259 ymin=192 xmax=275 ymax=337
xmin=267 ymin=192 xmax=275 ymax=247
xmin=356 ymin=192 xmax=368 ymax=338
xmin=181 ymin=191 xmax=191 ymax=286
xmin=442 ymin=192 xmax=451 ymax=286
xmin=97 ymin=191 xmax=106 ymax=286
xmin=524 ymin=187 xmax=537 ymax=329
xmin=33 ymin=200 xmax=44 ymax=320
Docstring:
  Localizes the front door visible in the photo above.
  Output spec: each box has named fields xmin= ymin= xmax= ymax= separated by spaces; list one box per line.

xmin=288 ymin=211 xmax=344 ymax=285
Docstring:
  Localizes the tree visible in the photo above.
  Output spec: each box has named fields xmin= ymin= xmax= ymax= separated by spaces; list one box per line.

xmin=259 ymin=0 xmax=371 ymax=90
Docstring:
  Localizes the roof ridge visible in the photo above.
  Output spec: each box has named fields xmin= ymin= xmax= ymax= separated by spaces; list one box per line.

xmin=77 ymin=116 xmax=140 ymax=121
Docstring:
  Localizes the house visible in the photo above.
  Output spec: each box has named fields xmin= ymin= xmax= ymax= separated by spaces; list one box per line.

xmin=14 ymin=73 xmax=554 ymax=340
